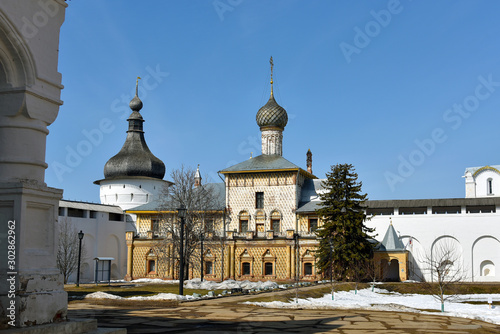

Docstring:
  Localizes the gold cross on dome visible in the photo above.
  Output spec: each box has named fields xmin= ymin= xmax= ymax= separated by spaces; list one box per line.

xmin=270 ymin=56 xmax=274 ymax=95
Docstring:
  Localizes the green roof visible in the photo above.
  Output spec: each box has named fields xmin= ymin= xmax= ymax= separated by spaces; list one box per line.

xmin=379 ymin=223 xmax=405 ymax=251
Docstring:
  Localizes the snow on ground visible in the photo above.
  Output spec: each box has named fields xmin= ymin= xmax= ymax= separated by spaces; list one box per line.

xmin=82 ymin=280 xmax=500 ymax=325
xmin=128 ymin=277 xmax=279 ymax=290
xmin=85 ymin=291 xmax=194 ymax=301
xmin=245 ymin=288 xmax=500 ymax=325
xmin=84 ymin=279 xmax=279 ymax=301
xmin=130 ymin=278 xmax=179 ymax=284
xmin=185 ymin=278 xmax=278 ymax=290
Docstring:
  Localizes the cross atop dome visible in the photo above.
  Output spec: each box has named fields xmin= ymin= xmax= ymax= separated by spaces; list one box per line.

xmin=256 ymin=57 xmax=288 ymax=155
xmin=101 ymin=79 xmax=166 ymax=180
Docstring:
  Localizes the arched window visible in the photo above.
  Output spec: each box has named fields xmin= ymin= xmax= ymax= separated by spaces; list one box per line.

xmin=304 ymin=263 xmax=313 ymax=276
xmin=271 ymin=211 xmax=281 ymax=233
xmin=487 ymin=178 xmax=493 ymax=195
xmin=148 ymin=260 xmax=156 ymax=273
xmin=205 ymin=261 xmax=213 ymax=275
xmin=242 ymin=262 xmax=251 ymax=275
xmin=264 ymin=262 xmax=273 ymax=275
xmin=309 ymin=218 xmax=318 ymax=233
xmin=239 ymin=211 xmax=249 ymax=232
xmin=480 ymin=260 xmax=495 ymax=276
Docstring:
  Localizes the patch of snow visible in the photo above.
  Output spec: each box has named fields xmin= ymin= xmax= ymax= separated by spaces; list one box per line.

xmin=131 ymin=278 xmax=179 ymax=284
xmin=184 ymin=278 xmax=278 ymax=290
xmin=85 ymin=292 xmax=124 ymax=300
xmin=245 ymin=288 xmax=500 ymax=325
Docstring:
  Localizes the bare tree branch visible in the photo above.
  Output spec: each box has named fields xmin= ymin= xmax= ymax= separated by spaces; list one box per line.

xmin=152 ymin=165 xmax=224 ymax=280
xmin=417 ymin=238 xmax=467 ymax=312
xmin=56 ymin=217 xmax=86 ymax=284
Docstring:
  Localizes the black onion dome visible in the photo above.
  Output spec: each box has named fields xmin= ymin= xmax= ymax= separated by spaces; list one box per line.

xmin=256 ymin=94 xmax=288 ymax=129
xmin=129 ymin=95 xmax=143 ymax=112
xmin=103 ymin=93 xmax=165 ymax=180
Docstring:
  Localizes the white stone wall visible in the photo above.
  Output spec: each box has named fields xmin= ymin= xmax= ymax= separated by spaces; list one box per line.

xmin=0 ymin=0 xmax=68 ymax=326
xmin=99 ymin=178 xmax=167 ymax=211
xmin=367 ymin=208 xmax=500 ymax=282
xmin=58 ymin=203 xmax=127 ymax=283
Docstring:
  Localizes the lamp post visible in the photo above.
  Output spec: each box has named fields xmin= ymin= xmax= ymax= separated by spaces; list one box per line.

xmin=178 ymin=204 xmax=187 ymax=296
xmin=76 ymin=230 xmax=84 ymax=287
xmin=200 ymin=222 xmax=204 ymax=282
xmin=294 ymin=232 xmax=299 ymax=303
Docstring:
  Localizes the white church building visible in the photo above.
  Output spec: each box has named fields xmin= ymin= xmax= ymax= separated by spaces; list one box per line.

xmin=58 ymin=81 xmax=170 ymax=283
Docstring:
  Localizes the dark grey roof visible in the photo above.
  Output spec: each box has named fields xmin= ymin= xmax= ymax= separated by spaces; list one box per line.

xmin=126 ymin=183 xmax=226 ymax=212
xmin=379 ymin=224 xmax=405 ymax=251
xmin=297 ymin=201 xmax=324 ymax=213
xmin=296 ymin=196 xmax=500 ymax=213
xmin=220 ymin=154 xmax=300 ymax=173
xmin=367 ymin=197 xmax=500 ymax=207
xmin=296 ymin=179 xmax=326 ymax=213
xmin=256 ymin=94 xmax=288 ymax=129
xmin=102 ymin=93 xmax=165 ymax=180
xmin=60 ymin=200 xmax=123 ymax=214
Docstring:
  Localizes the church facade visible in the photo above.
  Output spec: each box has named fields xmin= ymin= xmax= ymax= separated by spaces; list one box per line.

xmin=118 ymin=62 xmax=500 ymax=283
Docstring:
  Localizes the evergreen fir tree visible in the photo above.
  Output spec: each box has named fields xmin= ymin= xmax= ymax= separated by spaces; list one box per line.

xmin=315 ymin=163 xmax=375 ymax=281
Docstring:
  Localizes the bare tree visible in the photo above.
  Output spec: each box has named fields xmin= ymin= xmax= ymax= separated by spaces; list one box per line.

xmin=153 ymin=166 xmax=224 ymax=281
xmin=349 ymin=259 xmax=368 ymax=294
xmin=419 ymin=240 xmax=467 ymax=312
xmin=56 ymin=217 xmax=86 ymax=284
xmin=363 ymin=258 xmax=387 ymax=292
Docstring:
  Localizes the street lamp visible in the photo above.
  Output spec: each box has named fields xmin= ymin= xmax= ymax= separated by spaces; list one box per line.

xmin=76 ymin=230 xmax=84 ymax=287
xmin=294 ymin=232 xmax=299 ymax=303
xmin=178 ymin=204 xmax=187 ymax=296
xmin=200 ymin=222 xmax=205 ymax=283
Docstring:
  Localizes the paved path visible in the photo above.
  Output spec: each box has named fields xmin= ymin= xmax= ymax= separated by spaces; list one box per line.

xmin=67 ymin=288 xmax=500 ymax=333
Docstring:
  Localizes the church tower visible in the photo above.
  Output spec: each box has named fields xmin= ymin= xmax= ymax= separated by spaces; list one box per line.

xmin=95 ymin=78 xmax=171 ymax=211
xmin=256 ymin=57 xmax=288 ymax=155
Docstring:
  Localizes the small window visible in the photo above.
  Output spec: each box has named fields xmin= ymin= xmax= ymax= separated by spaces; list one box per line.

xmin=240 ymin=219 xmax=248 ymax=233
xmin=205 ymin=261 xmax=213 ymax=275
xmin=487 ymin=178 xmax=493 ymax=195
xmin=89 ymin=211 xmax=97 ymax=219
xmin=242 ymin=262 xmax=251 ymax=275
xmin=205 ymin=219 xmax=214 ymax=232
xmin=58 ymin=207 xmax=65 ymax=216
xmin=67 ymin=208 xmax=85 ymax=218
xmin=123 ymin=185 xmax=125 ymax=188
xmin=271 ymin=219 xmax=280 ymax=232
xmin=256 ymin=192 xmax=264 ymax=209
xmin=309 ymin=218 xmax=318 ymax=232
xmin=304 ymin=262 xmax=313 ymax=275
xmin=109 ymin=213 xmax=123 ymax=221
xmin=264 ymin=262 xmax=273 ymax=275
xmin=148 ymin=260 xmax=156 ymax=273
xmin=151 ymin=219 xmax=159 ymax=234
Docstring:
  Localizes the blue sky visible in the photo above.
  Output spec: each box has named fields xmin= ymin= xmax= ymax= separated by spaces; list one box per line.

xmin=46 ymin=0 xmax=500 ymax=202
